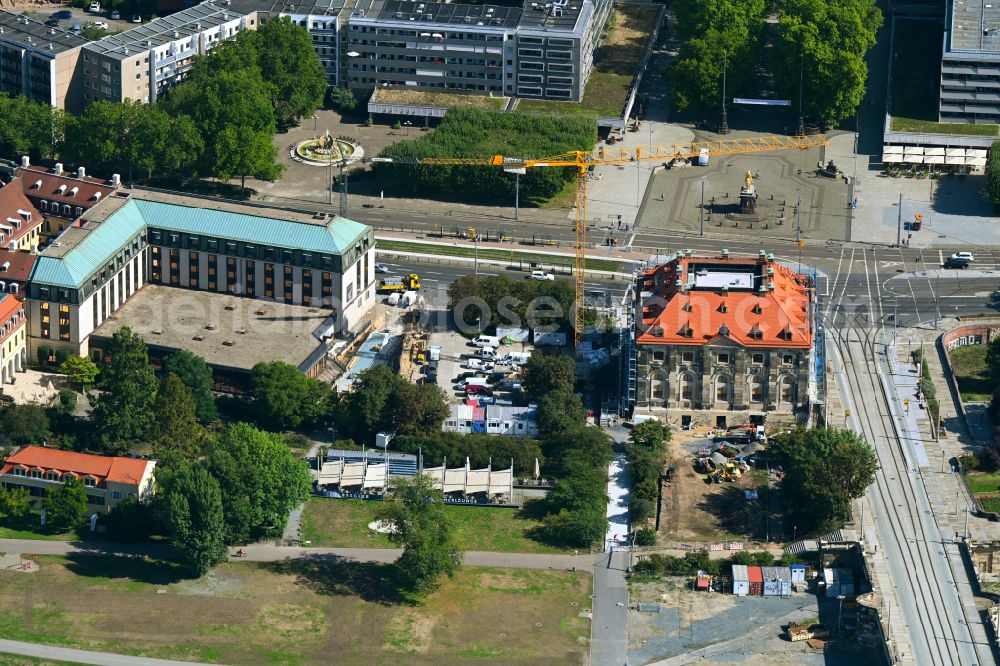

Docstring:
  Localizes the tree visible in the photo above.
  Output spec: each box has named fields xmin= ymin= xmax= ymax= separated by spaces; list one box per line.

xmin=92 ymin=327 xmax=158 ymax=453
xmin=336 ymin=364 xmax=400 ymax=440
xmin=635 ymin=526 xmax=657 ymax=547
xmin=213 ymin=124 xmax=285 ymax=192
xmin=326 ymin=86 xmax=358 ymax=113
xmin=537 ymin=390 xmax=586 ymax=436
xmin=389 ymin=381 xmax=450 ymax=436
xmin=43 ymin=477 xmax=88 ymax=528
xmin=104 ymin=496 xmax=158 ymax=542
xmin=59 ymin=355 xmax=99 ymax=391
xmin=57 ymin=388 xmax=77 ymax=413
xmin=250 ymin=361 xmax=332 ymax=430
xmin=0 ymin=485 xmax=31 ymax=519
xmin=163 ymin=351 xmax=218 ymax=423
xmin=206 ymin=423 xmax=312 ymax=543
xmin=153 ymin=373 xmax=206 ymax=465
xmin=522 ymin=354 xmax=576 ymax=401
xmin=0 ymin=403 xmax=50 ymax=445
xmin=163 ymin=464 xmax=227 ymax=575
xmin=254 ymin=17 xmax=328 ymax=129
xmin=628 ymin=420 xmax=672 ymax=457
xmin=130 ymin=107 xmax=204 ymax=183
xmin=543 ymin=505 xmax=606 ymax=548
xmin=989 ymin=142 xmax=1000 ymax=213
xmin=376 ymin=474 xmax=463 ymax=593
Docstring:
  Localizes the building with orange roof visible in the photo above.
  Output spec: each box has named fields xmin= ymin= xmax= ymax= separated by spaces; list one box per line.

xmin=0 ymin=293 xmax=26 ymax=386
xmin=0 ymin=177 xmax=43 ymax=251
xmin=0 ymin=445 xmax=156 ymax=513
xmin=15 ymin=159 xmax=119 ymax=235
xmin=632 ymin=251 xmax=813 ymax=426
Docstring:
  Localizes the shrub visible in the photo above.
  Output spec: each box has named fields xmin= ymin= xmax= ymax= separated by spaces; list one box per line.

xmin=58 ymin=388 xmax=77 ymax=413
xmin=635 ymin=526 xmax=657 ymax=546
xmin=36 ymin=346 xmax=52 ymax=365
xmin=631 ymin=498 xmax=655 ymax=523
xmin=392 ymin=120 xmax=402 ymax=130
xmin=105 ymin=497 xmax=159 ymax=542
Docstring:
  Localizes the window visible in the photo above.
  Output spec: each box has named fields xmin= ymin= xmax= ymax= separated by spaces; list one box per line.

xmin=650 ymin=374 xmax=665 ymax=400
xmin=29 ymin=470 xmax=41 ymax=479
xmin=682 ymin=351 xmax=693 ymax=363
xmin=717 ymin=353 xmax=729 ymax=364
xmin=752 ymin=353 xmax=764 ymax=364
xmin=111 ymin=489 xmax=121 ymax=500
xmin=783 ymin=354 xmax=794 ymax=365
xmin=652 ymin=350 xmax=664 ymax=361
xmin=45 ymin=471 xmax=59 ymax=481
xmin=750 ymin=375 xmax=764 ymax=402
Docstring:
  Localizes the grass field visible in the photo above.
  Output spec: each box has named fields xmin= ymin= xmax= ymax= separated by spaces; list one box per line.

xmin=948 ymin=345 xmax=994 ymax=402
xmin=966 ymin=472 xmax=1000 ymax=495
xmin=891 ymin=117 xmax=999 ymax=136
xmin=518 ymin=5 xmax=660 ymax=118
xmin=301 ymin=498 xmax=568 ymax=553
xmin=376 ymin=239 xmax=626 ymax=273
xmin=0 ymin=554 xmax=591 ymax=665
xmin=0 ymin=513 xmax=95 ymax=542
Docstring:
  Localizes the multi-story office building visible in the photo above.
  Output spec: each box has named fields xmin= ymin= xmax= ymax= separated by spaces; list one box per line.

xmin=0 ymin=11 xmax=87 ymax=110
xmin=345 ymin=0 xmax=611 ymax=101
xmin=80 ymin=0 xmax=264 ymax=105
xmin=25 ymin=188 xmax=376 ymax=361
xmin=940 ymin=0 xmax=1000 ymax=123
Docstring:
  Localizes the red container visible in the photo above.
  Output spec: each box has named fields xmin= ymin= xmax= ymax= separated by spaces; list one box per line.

xmin=748 ymin=566 xmax=764 ymax=596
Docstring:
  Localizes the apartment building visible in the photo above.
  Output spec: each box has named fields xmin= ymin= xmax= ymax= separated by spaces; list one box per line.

xmin=940 ymin=0 xmax=1000 ymax=123
xmin=0 ymin=11 xmax=87 ymax=110
xmin=268 ymin=0 xmax=344 ymax=85
xmin=0 ymin=292 xmax=26 ymax=386
xmin=80 ymin=0 xmax=264 ymax=105
xmin=0 ymin=176 xmax=42 ymax=251
xmin=25 ymin=188 xmax=375 ymax=359
xmin=14 ymin=159 xmax=119 ymax=236
xmin=0 ymin=445 xmax=156 ymax=513
xmin=345 ymin=0 xmax=611 ymax=101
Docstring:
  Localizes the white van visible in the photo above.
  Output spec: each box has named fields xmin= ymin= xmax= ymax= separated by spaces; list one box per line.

xmin=478 ymin=346 xmax=499 ymax=361
xmin=429 ymin=345 xmax=441 ymax=362
xmin=386 ymin=292 xmax=401 ymax=306
xmin=472 ymin=335 xmax=500 ymax=348
xmin=401 ymin=290 xmax=418 ymax=307
xmin=505 ymin=351 xmax=530 ymax=366
xmin=464 ymin=358 xmax=495 ymax=371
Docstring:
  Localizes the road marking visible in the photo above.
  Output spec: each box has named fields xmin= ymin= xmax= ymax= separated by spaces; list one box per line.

xmin=880 ymin=261 xmax=902 ymax=268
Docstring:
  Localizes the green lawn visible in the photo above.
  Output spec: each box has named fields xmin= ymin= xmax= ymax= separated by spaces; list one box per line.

xmin=891 ymin=116 xmax=999 ymax=136
xmin=948 ymin=344 xmax=994 ymax=402
xmin=0 ymin=513 xmax=97 ymax=542
xmin=375 ymin=238 xmax=626 ymax=273
xmin=374 ymin=88 xmax=508 ymax=110
xmin=966 ymin=472 xmax=1000 ymax=495
xmin=301 ymin=497 xmax=569 ymax=553
xmin=0 ymin=554 xmax=591 ymax=665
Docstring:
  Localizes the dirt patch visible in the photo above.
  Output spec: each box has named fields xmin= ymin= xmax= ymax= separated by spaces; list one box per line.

xmin=384 ymin=607 xmax=438 ymax=653
xmin=478 ymin=572 xmax=535 ymax=592
xmin=663 ymin=430 xmax=767 ymax=542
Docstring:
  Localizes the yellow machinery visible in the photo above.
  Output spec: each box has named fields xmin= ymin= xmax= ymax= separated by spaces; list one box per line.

xmin=378 ymin=272 xmax=421 ymax=292
xmin=417 ymin=134 xmax=828 ymax=345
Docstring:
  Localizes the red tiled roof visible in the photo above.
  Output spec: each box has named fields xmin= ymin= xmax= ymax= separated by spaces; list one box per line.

xmin=18 ymin=166 xmax=116 ymax=218
xmin=0 ymin=293 xmax=23 ymax=332
xmin=0 ymin=249 xmax=36 ymax=285
xmin=0 ymin=179 xmax=42 ymax=246
xmin=636 ymin=254 xmax=812 ymax=349
xmin=0 ymin=445 xmax=153 ymax=486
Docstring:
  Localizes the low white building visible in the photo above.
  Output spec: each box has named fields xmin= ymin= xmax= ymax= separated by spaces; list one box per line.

xmin=442 ymin=404 xmax=538 ymax=437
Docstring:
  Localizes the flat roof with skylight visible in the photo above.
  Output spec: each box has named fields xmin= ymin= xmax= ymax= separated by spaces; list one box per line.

xmin=947 ymin=0 xmax=1000 ymax=56
xmin=0 ymin=10 xmax=89 ymax=53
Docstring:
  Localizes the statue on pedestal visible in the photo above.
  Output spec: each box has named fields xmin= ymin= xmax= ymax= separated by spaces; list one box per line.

xmin=739 ymin=170 xmax=758 ymax=214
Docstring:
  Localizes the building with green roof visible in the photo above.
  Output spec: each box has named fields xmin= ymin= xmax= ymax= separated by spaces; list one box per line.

xmin=25 ymin=189 xmax=376 ymax=363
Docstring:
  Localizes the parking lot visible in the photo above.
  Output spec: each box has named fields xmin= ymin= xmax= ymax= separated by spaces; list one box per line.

xmin=426 ymin=327 xmax=533 ymax=405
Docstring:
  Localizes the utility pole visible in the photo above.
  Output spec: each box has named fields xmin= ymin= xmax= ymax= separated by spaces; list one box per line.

xmin=797 ymin=53 xmax=805 ymax=136
xmin=474 ymin=236 xmax=479 ymax=277
xmin=896 ymin=193 xmax=903 ymax=246
xmin=719 ymin=50 xmax=729 ymax=134
xmin=700 ymin=180 xmax=705 ymax=237
xmin=515 ymin=171 xmax=520 ymax=222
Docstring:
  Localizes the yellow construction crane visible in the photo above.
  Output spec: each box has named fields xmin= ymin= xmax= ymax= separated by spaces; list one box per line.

xmin=417 ymin=134 xmax=828 ymax=345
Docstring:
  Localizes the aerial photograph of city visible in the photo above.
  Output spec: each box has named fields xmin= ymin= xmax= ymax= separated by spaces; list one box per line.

xmin=0 ymin=0 xmax=998 ymax=663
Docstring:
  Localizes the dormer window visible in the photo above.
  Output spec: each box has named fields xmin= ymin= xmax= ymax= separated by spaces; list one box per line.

xmin=61 ymin=472 xmax=76 ymax=482
xmin=11 ymin=466 xmax=25 ymax=476
xmin=57 ymin=184 xmax=67 ymax=195
xmin=69 ymin=187 xmax=79 ymax=197
xmin=45 ymin=471 xmax=59 ymax=481
xmin=29 ymin=469 xmax=41 ymax=478
xmin=83 ymin=476 xmax=96 ymax=487
xmin=32 ymin=180 xmax=42 ymax=189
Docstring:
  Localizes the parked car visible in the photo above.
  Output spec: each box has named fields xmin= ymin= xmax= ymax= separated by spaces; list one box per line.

xmin=529 ymin=270 xmax=555 ymax=281
xmin=131 ymin=14 xmax=142 ymax=23
xmin=91 ymin=20 xmax=109 ymax=29
xmin=70 ymin=22 xmax=82 ymax=33
xmin=949 ymin=251 xmax=974 ymax=262
xmin=44 ymin=17 xmax=61 ymax=26
xmin=476 ymin=346 xmax=499 ymax=361
xmin=88 ymin=1 xmax=101 ymax=12
xmin=944 ymin=257 xmax=970 ymax=269
xmin=455 ymin=371 xmax=476 ymax=382
xmin=110 ymin=9 xmax=120 ymax=19
xmin=464 ymin=358 xmax=495 ymax=371
xmin=465 ymin=384 xmax=494 ymax=397
xmin=374 ymin=262 xmax=389 ymax=273
xmin=471 ymin=335 xmax=500 ymax=348
xmin=50 ymin=10 xmax=73 ymax=20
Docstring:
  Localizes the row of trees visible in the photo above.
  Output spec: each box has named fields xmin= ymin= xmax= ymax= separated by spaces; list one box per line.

xmin=0 ymin=17 xmax=326 ymax=189
xmin=447 ymin=274 xmax=578 ymax=333
xmin=635 ymin=547 xmax=797 ymax=578
xmin=768 ymin=426 xmax=878 ymax=534
xmin=989 ymin=141 xmax=1000 ymax=213
xmin=374 ymin=109 xmax=596 ymax=204
xmin=669 ymin=0 xmax=883 ymax=126
xmin=626 ymin=421 xmax=671 ymax=524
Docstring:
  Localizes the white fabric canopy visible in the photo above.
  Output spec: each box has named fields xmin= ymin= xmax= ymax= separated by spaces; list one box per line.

xmin=882 ymin=153 xmax=904 ymax=163
xmin=969 ymin=156 xmax=988 ymax=167
xmin=946 ymin=148 xmax=966 ymax=158
xmin=945 ymin=155 xmax=966 ymax=165
xmin=904 ymin=146 xmax=924 ymax=156
xmin=969 ymin=149 xmax=988 ymax=158
xmin=924 ymin=147 xmax=946 ymax=156
xmin=925 ymin=155 xmax=945 ymax=164
xmin=883 ymin=145 xmax=904 ymax=154
xmin=905 ymin=155 xmax=925 ymax=164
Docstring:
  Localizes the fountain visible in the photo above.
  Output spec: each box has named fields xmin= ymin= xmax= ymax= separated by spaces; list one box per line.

xmin=292 ymin=130 xmax=364 ymax=167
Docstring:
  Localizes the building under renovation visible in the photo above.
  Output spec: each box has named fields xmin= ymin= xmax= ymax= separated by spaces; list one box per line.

xmin=629 ymin=251 xmax=813 ymax=428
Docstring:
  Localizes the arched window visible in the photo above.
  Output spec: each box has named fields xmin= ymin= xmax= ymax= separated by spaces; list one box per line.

xmin=11 ymin=466 xmax=25 ymax=476
xmin=749 ymin=375 xmax=764 ymax=404
xmin=649 ymin=373 xmax=666 ymax=403
xmin=714 ymin=375 xmax=731 ymax=405
xmin=28 ymin=469 xmax=41 ymax=478
xmin=779 ymin=376 xmax=795 ymax=405
xmin=45 ymin=471 xmax=59 ymax=481
xmin=83 ymin=476 xmax=96 ymax=487
xmin=680 ymin=373 xmax=694 ymax=402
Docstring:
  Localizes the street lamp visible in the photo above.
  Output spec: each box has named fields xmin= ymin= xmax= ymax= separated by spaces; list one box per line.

xmin=797 ymin=53 xmax=805 ymax=137
xmin=719 ymin=50 xmax=729 ymax=135
xmin=313 ymin=113 xmax=318 ymax=131
xmin=404 ymin=120 xmax=413 ymax=137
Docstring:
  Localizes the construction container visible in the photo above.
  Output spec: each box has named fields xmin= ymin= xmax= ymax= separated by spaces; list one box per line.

xmin=790 ymin=563 xmax=807 ymax=584
xmin=762 ymin=566 xmax=792 ymax=597
xmin=732 ymin=564 xmax=750 ymax=597
xmin=748 ymin=566 xmax=764 ymax=596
